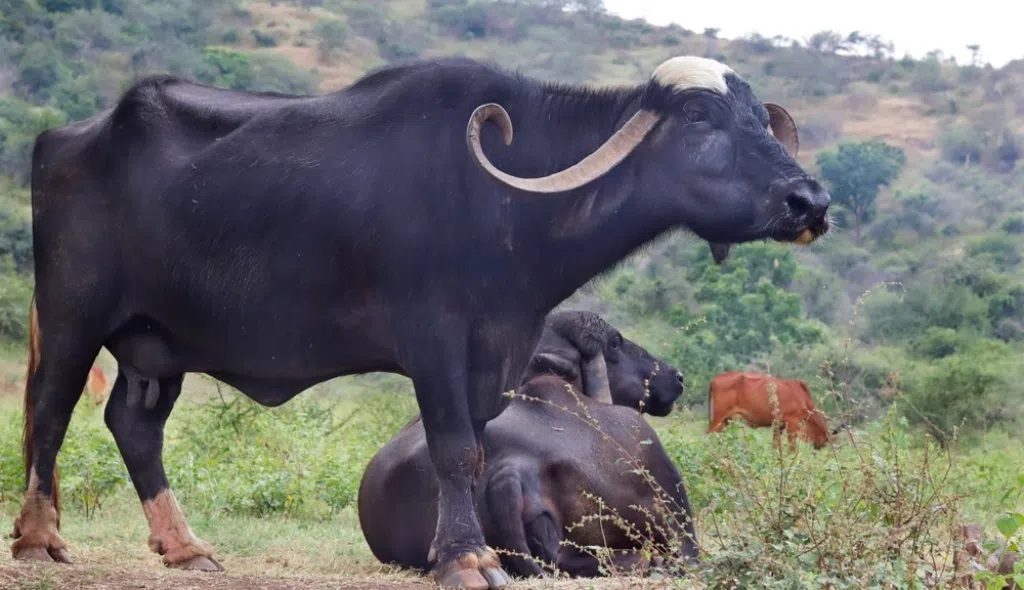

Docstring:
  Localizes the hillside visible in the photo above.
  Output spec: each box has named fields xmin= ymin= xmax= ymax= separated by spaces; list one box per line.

xmin=1 ymin=0 xmax=1022 ymax=439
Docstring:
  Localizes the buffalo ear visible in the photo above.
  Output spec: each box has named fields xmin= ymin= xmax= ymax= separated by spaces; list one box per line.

xmin=709 ymin=242 xmax=731 ymax=265
xmin=531 ymin=352 xmax=579 ymax=381
xmin=765 ymin=103 xmax=799 ymax=157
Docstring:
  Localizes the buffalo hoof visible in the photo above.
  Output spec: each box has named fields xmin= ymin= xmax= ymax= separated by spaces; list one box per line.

xmin=168 ymin=555 xmax=224 ymax=572
xmin=432 ymin=548 xmax=510 ymax=590
xmin=12 ymin=544 xmax=73 ymax=564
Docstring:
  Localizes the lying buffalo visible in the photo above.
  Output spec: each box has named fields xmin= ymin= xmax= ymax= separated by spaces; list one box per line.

xmin=14 ymin=53 xmax=827 ymax=589
xmin=359 ymin=311 xmax=698 ymax=577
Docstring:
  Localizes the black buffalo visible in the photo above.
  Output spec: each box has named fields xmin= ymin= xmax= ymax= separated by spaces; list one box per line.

xmin=359 ymin=310 xmax=697 ymax=577
xmin=12 ymin=55 xmax=827 ymax=590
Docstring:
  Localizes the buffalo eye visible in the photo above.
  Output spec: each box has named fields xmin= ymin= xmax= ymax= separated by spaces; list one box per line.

xmin=682 ymin=102 xmax=708 ymax=124
xmin=609 ymin=334 xmax=623 ymax=350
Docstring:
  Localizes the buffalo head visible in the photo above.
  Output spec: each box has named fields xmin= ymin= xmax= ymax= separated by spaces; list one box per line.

xmin=467 ymin=56 xmax=830 ymax=261
xmin=529 ymin=311 xmax=684 ymax=416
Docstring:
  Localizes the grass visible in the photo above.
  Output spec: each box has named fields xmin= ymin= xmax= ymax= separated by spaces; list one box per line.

xmin=0 ymin=345 xmax=1021 ymax=587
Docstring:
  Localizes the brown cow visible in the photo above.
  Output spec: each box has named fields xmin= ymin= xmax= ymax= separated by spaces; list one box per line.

xmin=707 ymin=372 xmax=834 ymax=449
xmin=84 ymin=367 xmax=109 ymax=406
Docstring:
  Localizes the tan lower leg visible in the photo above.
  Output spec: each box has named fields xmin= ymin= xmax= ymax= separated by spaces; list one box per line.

xmin=11 ymin=469 xmax=69 ymax=560
xmin=142 ymin=489 xmax=214 ymax=564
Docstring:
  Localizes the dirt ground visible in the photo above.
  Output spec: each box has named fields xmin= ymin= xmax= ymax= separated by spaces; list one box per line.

xmin=0 ymin=562 xmax=434 ymax=590
xmin=0 ymin=561 xmax=679 ymax=590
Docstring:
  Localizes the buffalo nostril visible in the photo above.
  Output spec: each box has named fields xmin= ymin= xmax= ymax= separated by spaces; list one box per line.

xmin=674 ymin=372 xmax=684 ymax=385
xmin=785 ymin=181 xmax=830 ymax=219
xmin=786 ymin=192 xmax=812 ymax=216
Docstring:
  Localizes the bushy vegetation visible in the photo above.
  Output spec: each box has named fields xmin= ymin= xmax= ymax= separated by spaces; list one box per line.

xmin=1 ymin=388 xmax=1021 ymax=586
xmin=0 ymin=380 xmax=419 ymax=517
xmin=165 ymin=382 xmax=416 ymax=517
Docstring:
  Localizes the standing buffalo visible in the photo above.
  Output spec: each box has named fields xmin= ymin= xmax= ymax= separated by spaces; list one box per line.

xmin=708 ymin=372 xmax=837 ymax=449
xmin=13 ymin=54 xmax=828 ymax=590
xmin=359 ymin=311 xmax=696 ymax=577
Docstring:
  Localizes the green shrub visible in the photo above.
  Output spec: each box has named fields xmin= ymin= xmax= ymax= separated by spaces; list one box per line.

xmin=661 ymin=244 xmax=827 ymax=396
xmin=0 ymin=399 xmax=127 ymax=514
xmin=49 ymin=72 xmax=103 ymax=121
xmin=0 ymin=200 xmax=32 ymax=274
xmin=909 ymin=327 xmax=966 ymax=359
xmin=0 ymin=97 xmax=67 ymax=180
xmin=200 ymin=46 xmax=253 ymax=89
xmin=940 ymin=124 xmax=987 ymax=165
xmin=0 ymin=262 xmax=33 ymax=342
xmin=902 ymin=346 xmax=1010 ymax=441
xmin=863 ymin=281 xmax=989 ymax=344
xmin=1002 ymin=214 xmax=1024 ymax=235
xmin=250 ymin=29 xmax=277 ymax=48
xmin=249 ymin=53 xmax=317 ymax=94
xmin=164 ymin=384 xmax=416 ymax=517
xmin=58 ymin=403 xmax=128 ymax=517
xmin=0 ymin=410 xmax=23 ymax=504
xmin=993 ymin=129 xmax=1020 ymax=171
xmin=313 ymin=18 xmax=349 ymax=60
xmin=910 ymin=56 xmax=951 ymax=93
xmin=967 ymin=233 xmax=1022 ymax=267
xmin=430 ymin=4 xmax=486 ymax=38
xmin=644 ymin=411 xmax=970 ymax=587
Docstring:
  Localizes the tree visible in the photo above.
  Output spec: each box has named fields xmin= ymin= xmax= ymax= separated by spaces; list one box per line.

xmin=807 ymin=30 xmax=848 ymax=54
xmin=966 ymin=44 xmax=981 ymax=66
xmin=313 ymin=18 xmax=349 ymax=61
xmin=844 ymin=31 xmax=894 ymax=59
xmin=903 ymin=345 xmax=1010 ymax=443
xmin=199 ymin=47 xmax=253 ymax=90
xmin=664 ymin=244 xmax=826 ymax=394
xmin=938 ymin=124 xmax=985 ymax=166
xmin=816 ymin=141 xmax=906 ymax=242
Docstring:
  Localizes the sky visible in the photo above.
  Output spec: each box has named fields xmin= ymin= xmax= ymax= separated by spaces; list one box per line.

xmin=602 ymin=0 xmax=1022 ymax=67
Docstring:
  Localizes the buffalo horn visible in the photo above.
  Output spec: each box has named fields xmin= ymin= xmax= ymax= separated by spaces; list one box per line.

xmin=765 ymin=103 xmax=799 ymax=157
xmin=581 ymin=353 xmax=613 ymax=404
xmin=466 ymin=103 xmax=661 ymax=193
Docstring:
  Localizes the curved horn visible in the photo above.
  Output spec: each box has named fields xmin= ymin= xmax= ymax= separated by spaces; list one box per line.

xmin=466 ymin=103 xmax=661 ymax=194
xmin=581 ymin=353 xmax=612 ymax=404
xmin=765 ymin=103 xmax=799 ymax=157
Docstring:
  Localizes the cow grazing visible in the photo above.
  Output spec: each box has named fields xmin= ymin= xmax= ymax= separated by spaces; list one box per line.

xmin=359 ymin=311 xmax=697 ymax=577
xmin=14 ymin=55 xmax=828 ymax=589
xmin=707 ymin=372 xmax=834 ymax=449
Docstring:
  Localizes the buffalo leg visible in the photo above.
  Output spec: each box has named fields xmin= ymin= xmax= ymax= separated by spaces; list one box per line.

xmin=654 ymin=460 xmax=700 ymax=566
xmin=104 ymin=371 xmax=221 ymax=571
xmin=557 ymin=547 xmax=651 ymax=577
xmin=12 ymin=337 xmax=99 ymax=563
xmin=484 ymin=469 xmax=549 ymax=577
xmin=523 ymin=512 xmax=560 ymax=572
xmin=411 ymin=368 xmax=510 ymax=589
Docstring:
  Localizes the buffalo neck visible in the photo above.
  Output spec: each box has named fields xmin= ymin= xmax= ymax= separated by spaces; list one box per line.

xmin=499 ymin=83 xmax=679 ymax=308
